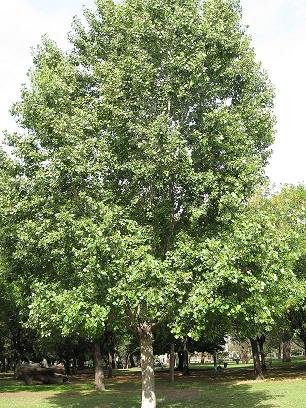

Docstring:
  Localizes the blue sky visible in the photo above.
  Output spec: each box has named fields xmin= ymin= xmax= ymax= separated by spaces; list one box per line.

xmin=0 ymin=0 xmax=305 ymax=186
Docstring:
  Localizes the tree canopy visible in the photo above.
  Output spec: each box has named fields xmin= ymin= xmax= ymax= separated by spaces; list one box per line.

xmin=0 ymin=1 xmax=277 ymax=406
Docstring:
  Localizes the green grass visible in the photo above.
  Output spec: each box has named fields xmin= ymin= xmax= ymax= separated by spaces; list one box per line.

xmin=188 ymin=357 xmax=306 ymax=371
xmin=1 ymin=362 xmax=306 ymax=408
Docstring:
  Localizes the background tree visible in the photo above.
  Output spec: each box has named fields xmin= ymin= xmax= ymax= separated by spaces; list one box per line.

xmin=0 ymin=263 xmax=39 ymax=368
xmin=175 ymin=185 xmax=305 ymax=379
xmin=288 ymin=254 xmax=306 ymax=359
xmin=225 ymin=186 xmax=305 ymax=377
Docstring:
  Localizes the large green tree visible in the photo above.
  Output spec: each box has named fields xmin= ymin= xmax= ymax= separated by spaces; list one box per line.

xmin=1 ymin=0 xmax=274 ymax=406
xmin=71 ymin=1 xmax=274 ymax=404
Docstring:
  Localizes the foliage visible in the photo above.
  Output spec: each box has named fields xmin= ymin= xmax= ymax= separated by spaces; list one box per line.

xmin=0 ymin=3 xmax=277 ymax=402
xmin=1 ymin=0 xmax=275 ymax=343
xmin=172 ymin=186 xmax=305 ymax=341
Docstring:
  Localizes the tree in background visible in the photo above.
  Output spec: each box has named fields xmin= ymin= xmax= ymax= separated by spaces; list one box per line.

xmin=0 ymin=263 xmax=38 ymax=368
xmin=288 ymin=255 xmax=306 ymax=359
xmin=174 ymin=185 xmax=305 ymax=379
xmin=230 ymin=186 xmax=304 ymax=378
xmin=272 ymin=186 xmax=306 ymax=362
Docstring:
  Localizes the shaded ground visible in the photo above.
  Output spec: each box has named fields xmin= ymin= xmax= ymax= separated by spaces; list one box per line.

xmin=68 ymin=359 xmax=306 ymax=384
xmin=0 ymin=361 xmax=305 ymax=408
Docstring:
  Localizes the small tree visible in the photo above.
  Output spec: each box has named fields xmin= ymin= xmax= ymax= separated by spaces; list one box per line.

xmin=288 ymin=254 xmax=306 ymax=359
xmin=175 ymin=186 xmax=305 ymax=379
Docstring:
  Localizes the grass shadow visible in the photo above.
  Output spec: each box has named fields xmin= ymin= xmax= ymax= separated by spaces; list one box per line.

xmin=1 ymin=363 xmax=305 ymax=407
xmin=44 ymin=379 xmax=279 ymax=408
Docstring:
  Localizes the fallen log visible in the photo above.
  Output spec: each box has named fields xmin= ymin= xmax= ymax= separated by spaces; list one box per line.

xmin=16 ymin=364 xmax=68 ymax=385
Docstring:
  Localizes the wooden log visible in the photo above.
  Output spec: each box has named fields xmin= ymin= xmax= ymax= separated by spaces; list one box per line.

xmin=17 ymin=364 xmax=68 ymax=384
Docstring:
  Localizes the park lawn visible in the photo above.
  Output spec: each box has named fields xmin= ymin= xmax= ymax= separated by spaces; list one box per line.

xmin=189 ymin=357 xmax=306 ymax=371
xmin=1 ymin=367 xmax=306 ymax=408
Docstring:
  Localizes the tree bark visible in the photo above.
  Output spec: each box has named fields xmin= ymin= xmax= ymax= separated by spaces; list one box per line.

xmin=282 ymin=342 xmax=291 ymax=362
xmin=277 ymin=342 xmax=282 ymax=360
xmin=78 ymin=356 xmax=85 ymax=370
xmin=1 ymin=358 xmax=6 ymax=373
xmin=250 ymin=338 xmax=264 ymax=379
xmin=297 ymin=331 xmax=306 ymax=360
xmin=240 ymin=343 xmax=249 ymax=364
xmin=108 ymin=352 xmax=113 ymax=378
xmin=130 ymin=353 xmax=136 ymax=368
xmin=93 ymin=342 xmax=105 ymax=391
xmin=64 ymin=358 xmax=71 ymax=375
xmin=139 ymin=323 xmax=156 ymax=408
xmin=169 ymin=343 xmax=175 ymax=383
xmin=124 ymin=355 xmax=129 ymax=369
xmin=176 ymin=351 xmax=184 ymax=371
xmin=72 ymin=357 xmax=77 ymax=374
xmin=213 ymin=350 xmax=218 ymax=375
xmin=282 ymin=332 xmax=291 ymax=362
xmin=182 ymin=339 xmax=189 ymax=375
xmin=112 ymin=352 xmax=116 ymax=369
xmin=257 ymin=335 xmax=266 ymax=371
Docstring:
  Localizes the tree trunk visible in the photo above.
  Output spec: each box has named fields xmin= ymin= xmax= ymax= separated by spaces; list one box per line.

xmin=169 ymin=343 xmax=175 ymax=383
xmin=282 ymin=341 xmax=291 ymax=362
xmin=130 ymin=353 xmax=136 ymax=368
xmin=240 ymin=343 xmax=249 ymax=364
xmin=250 ymin=338 xmax=264 ymax=379
xmin=182 ymin=339 xmax=189 ymax=375
xmin=72 ymin=357 xmax=77 ymax=374
xmin=64 ymin=358 xmax=71 ymax=375
xmin=176 ymin=351 xmax=184 ymax=371
xmin=257 ymin=335 xmax=266 ymax=371
xmin=7 ymin=358 xmax=13 ymax=372
xmin=108 ymin=352 xmax=113 ymax=378
xmin=296 ymin=331 xmax=306 ymax=360
xmin=302 ymin=338 xmax=306 ymax=360
xmin=78 ymin=356 xmax=85 ymax=370
xmin=113 ymin=353 xmax=117 ymax=369
xmin=1 ymin=358 xmax=6 ymax=373
xmin=282 ymin=332 xmax=291 ymax=362
xmin=93 ymin=342 xmax=105 ymax=391
xmin=124 ymin=355 xmax=129 ymax=369
xmin=278 ymin=342 xmax=282 ymax=360
xmin=112 ymin=352 xmax=116 ymax=369
xmin=213 ymin=350 xmax=218 ymax=375
xmin=139 ymin=323 xmax=156 ymax=408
